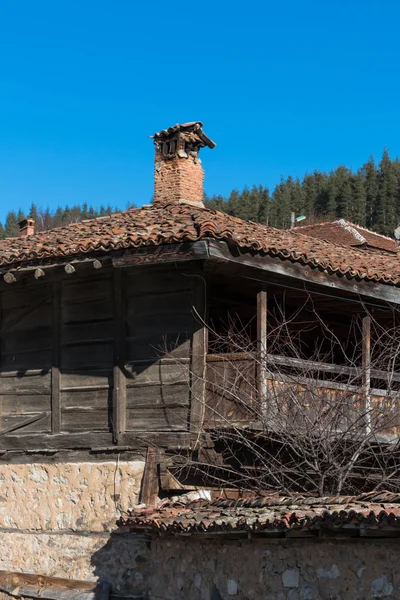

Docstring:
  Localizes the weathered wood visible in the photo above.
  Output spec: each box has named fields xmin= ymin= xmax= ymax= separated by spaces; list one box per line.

xmin=0 ymin=394 xmax=51 ymax=413
xmin=208 ymin=239 xmax=400 ymax=305
xmin=113 ymin=241 xmax=209 ymax=267
xmin=61 ymin=389 xmax=110 ymax=409
xmin=112 ymin=268 xmax=126 ymax=443
xmin=126 ymin=381 xmax=190 ymax=407
xmin=2 ymin=294 xmax=51 ymax=333
xmin=52 ymin=282 xmax=61 ymax=434
xmin=362 ymin=315 xmax=372 ymax=433
xmin=61 ymin=410 xmax=109 ymax=432
xmin=61 ymin=275 xmax=112 ymax=302
xmin=0 ymin=430 xmax=204 ymax=451
xmin=140 ymin=447 xmax=160 ymax=505
xmin=61 ymin=321 xmax=114 ymax=344
xmin=205 ymin=359 xmax=257 ymax=426
xmin=1 ymin=412 xmax=50 ymax=435
xmin=126 ymin=336 xmax=191 ymax=361
xmin=0 ymin=373 xmax=51 ymax=394
xmin=1 ymin=350 xmax=52 ymax=371
xmin=126 ymin=406 xmax=189 ymax=431
xmin=60 ymin=370 xmax=112 ymax=388
xmin=62 ymin=298 xmax=113 ymax=323
xmin=126 ymin=361 xmax=189 ymax=384
xmin=257 ymin=290 xmax=267 ymax=414
xmin=60 ymin=342 xmax=114 ymax=370
xmin=0 ymin=570 xmax=108 ymax=600
xmin=2 ymin=328 xmax=52 ymax=354
xmin=189 ymin=276 xmax=207 ymax=434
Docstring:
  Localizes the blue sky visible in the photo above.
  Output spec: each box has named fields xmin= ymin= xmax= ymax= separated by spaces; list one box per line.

xmin=0 ymin=0 xmax=399 ymax=222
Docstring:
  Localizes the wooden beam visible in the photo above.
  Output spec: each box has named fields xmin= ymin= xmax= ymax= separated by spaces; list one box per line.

xmin=140 ymin=446 xmax=160 ymax=505
xmin=208 ymin=240 xmax=400 ymax=305
xmin=0 ymin=431 xmax=204 ymax=451
xmin=257 ymin=290 xmax=267 ymax=415
xmin=112 ymin=269 xmax=126 ymax=444
xmin=190 ymin=275 xmax=207 ymax=434
xmin=113 ymin=241 xmax=209 ymax=267
xmin=0 ymin=570 xmax=109 ymax=600
xmin=51 ymin=282 xmax=61 ymax=434
xmin=362 ymin=315 xmax=371 ymax=433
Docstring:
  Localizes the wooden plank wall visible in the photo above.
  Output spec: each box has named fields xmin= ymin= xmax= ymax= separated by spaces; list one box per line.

xmin=0 ymin=283 xmax=52 ymax=435
xmin=59 ymin=273 xmax=114 ymax=433
xmin=124 ymin=267 xmax=195 ymax=432
xmin=0 ymin=264 xmax=198 ymax=446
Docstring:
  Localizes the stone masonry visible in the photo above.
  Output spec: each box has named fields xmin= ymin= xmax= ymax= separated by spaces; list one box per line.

xmin=146 ymin=536 xmax=400 ymax=600
xmin=0 ymin=460 xmax=149 ymax=595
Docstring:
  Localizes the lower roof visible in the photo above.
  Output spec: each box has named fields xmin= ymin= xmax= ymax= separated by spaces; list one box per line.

xmin=120 ymin=491 xmax=400 ymax=537
xmin=0 ymin=203 xmax=399 ymax=287
xmin=296 ymin=219 xmax=397 ymax=254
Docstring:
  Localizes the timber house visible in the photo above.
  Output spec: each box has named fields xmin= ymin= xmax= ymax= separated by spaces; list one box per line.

xmin=1 ymin=122 xmax=400 ymax=597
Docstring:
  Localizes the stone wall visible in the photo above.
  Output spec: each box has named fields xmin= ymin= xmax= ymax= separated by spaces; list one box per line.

xmin=147 ymin=536 xmax=400 ymax=600
xmin=0 ymin=460 xmax=149 ymax=595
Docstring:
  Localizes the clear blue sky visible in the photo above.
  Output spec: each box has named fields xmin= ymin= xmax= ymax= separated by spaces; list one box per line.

xmin=0 ymin=0 xmax=399 ymax=222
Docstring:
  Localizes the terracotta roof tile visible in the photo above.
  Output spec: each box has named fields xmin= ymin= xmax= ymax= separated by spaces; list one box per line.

xmin=295 ymin=219 xmax=397 ymax=253
xmin=119 ymin=491 xmax=400 ymax=535
xmin=0 ymin=204 xmax=400 ymax=286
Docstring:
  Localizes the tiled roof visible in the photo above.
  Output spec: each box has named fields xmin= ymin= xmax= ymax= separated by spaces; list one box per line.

xmin=119 ymin=491 xmax=400 ymax=535
xmin=295 ymin=219 xmax=397 ymax=254
xmin=1 ymin=204 xmax=400 ymax=286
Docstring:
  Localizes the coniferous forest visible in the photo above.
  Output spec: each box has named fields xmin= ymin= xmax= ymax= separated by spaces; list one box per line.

xmin=1 ymin=150 xmax=400 ymax=239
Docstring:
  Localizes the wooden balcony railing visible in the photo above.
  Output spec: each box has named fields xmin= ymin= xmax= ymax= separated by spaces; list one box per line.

xmin=204 ymin=352 xmax=400 ymax=439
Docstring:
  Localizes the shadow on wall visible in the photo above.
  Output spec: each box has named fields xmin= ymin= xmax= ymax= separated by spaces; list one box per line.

xmin=91 ymin=529 xmax=151 ymax=599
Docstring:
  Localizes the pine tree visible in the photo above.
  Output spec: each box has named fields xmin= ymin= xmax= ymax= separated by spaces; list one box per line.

xmin=350 ymin=171 xmax=367 ymax=225
xmin=4 ymin=211 xmax=19 ymax=238
xmin=376 ymin=149 xmax=397 ymax=234
xmin=28 ymin=203 xmax=39 ymax=222
xmin=334 ymin=166 xmax=353 ymax=220
xmin=362 ymin=157 xmax=378 ymax=229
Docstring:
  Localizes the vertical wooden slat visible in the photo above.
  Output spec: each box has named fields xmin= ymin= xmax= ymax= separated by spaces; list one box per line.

xmin=51 ymin=281 xmax=61 ymax=433
xmin=190 ymin=275 xmax=207 ymax=433
xmin=112 ymin=268 xmax=126 ymax=443
xmin=362 ymin=315 xmax=371 ymax=434
xmin=140 ymin=446 xmax=160 ymax=506
xmin=257 ymin=290 xmax=268 ymax=418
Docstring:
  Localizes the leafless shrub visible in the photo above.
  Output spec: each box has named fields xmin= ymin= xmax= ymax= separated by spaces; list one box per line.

xmin=168 ymin=299 xmax=400 ymax=496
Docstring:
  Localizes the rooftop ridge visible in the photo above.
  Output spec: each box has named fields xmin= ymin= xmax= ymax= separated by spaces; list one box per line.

xmin=336 ymin=219 xmax=366 ymax=244
xmin=296 ymin=219 xmax=395 ymax=243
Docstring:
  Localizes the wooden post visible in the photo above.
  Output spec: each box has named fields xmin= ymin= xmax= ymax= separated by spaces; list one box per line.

xmin=362 ymin=315 xmax=371 ymax=434
xmin=112 ymin=269 xmax=126 ymax=444
xmin=257 ymin=290 xmax=268 ymax=419
xmin=140 ymin=446 xmax=159 ymax=506
xmin=190 ymin=276 xmax=207 ymax=434
xmin=51 ymin=282 xmax=61 ymax=434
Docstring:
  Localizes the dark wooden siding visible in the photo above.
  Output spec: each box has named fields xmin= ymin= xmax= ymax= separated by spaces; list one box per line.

xmin=124 ymin=267 xmax=195 ymax=432
xmin=0 ymin=264 xmax=198 ymax=447
xmin=60 ymin=274 xmax=114 ymax=432
xmin=0 ymin=283 xmax=52 ymax=435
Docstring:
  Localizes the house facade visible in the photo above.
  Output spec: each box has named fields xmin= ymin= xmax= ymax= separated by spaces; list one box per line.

xmin=0 ymin=122 xmax=400 ymax=598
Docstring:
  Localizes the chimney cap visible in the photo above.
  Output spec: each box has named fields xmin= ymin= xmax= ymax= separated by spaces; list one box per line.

xmin=18 ymin=217 xmax=35 ymax=228
xmin=151 ymin=121 xmax=216 ymax=149
xmin=18 ymin=218 xmax=35 ymax=237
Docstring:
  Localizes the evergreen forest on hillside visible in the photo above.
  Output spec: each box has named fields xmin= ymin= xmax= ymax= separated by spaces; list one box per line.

xmin=204 ymin=150 xmax=400 ymax=236
xmin=1 ymin=150 xmax=400 ymax=239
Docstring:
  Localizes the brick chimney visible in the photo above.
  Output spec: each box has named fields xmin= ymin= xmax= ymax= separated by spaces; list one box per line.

xmin=18 ymin=218 xmax=35 ymax=237
xmin=152 ymin=122 xmax=216 ymax=208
